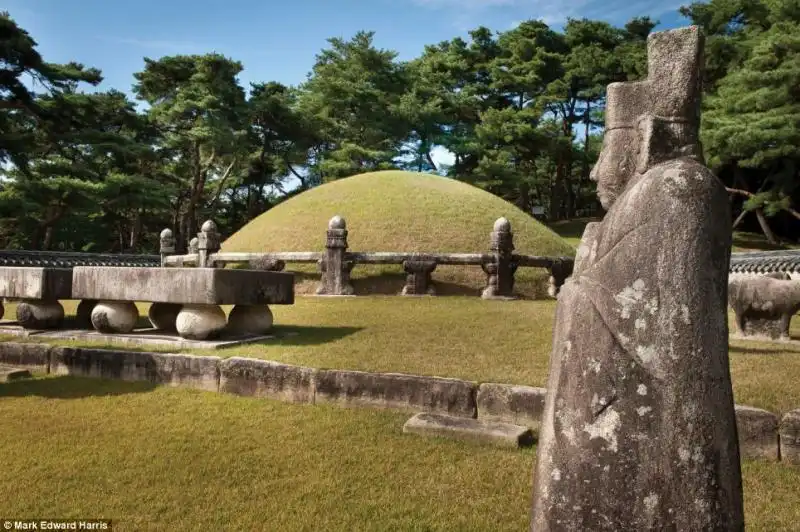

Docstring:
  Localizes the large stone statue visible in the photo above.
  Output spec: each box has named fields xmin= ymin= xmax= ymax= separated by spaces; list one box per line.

xmin=530 ymin=27 xmax=744 ymax=531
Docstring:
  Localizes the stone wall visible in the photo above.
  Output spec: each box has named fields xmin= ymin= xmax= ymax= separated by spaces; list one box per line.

xmin=0 ymin=341 xmax=794 ymax=463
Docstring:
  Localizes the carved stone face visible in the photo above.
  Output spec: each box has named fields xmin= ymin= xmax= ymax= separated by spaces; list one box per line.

xmin=590 ymin=127 xmax=639 ymax=210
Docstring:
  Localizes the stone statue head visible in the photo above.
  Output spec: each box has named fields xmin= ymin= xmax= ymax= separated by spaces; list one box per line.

xmin=590 ymin=26 xmax=705 ymax=210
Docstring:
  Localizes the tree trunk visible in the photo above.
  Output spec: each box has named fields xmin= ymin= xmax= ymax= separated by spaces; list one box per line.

xmin=755 ymin=208 xmax=778 ymax=244
xmin=129 ymin=210 xmax=142 ymax=251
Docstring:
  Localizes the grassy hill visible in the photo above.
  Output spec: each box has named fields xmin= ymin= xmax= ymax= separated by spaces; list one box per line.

xmin=223 ymin=171 xmax=575 ymax=297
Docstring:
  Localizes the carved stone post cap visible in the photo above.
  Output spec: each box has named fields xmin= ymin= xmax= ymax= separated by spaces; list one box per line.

xmin=328 ymin=215 xmax=347 ymax=230
xmin=494 ymin=217 xmax=511 ymax=232
xmin=188 ymin=237 xmax=199 ymax=253
xmin=160 ymin=228 xmax=174 ymax=239
xmin=201 ymin=220 xmax=218 ymax=233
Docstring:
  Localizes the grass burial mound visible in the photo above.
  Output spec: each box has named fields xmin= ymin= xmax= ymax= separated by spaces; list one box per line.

xmin=222 ymin=170 xmax=575 ymax=298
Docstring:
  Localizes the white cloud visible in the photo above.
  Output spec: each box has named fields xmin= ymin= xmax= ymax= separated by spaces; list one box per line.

xmin=429 ymin=145 xmax=456 ymax=170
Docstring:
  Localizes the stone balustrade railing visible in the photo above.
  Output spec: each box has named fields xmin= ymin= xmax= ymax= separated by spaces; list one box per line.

xmin=160 ymin=216 xmax=575 ymax=299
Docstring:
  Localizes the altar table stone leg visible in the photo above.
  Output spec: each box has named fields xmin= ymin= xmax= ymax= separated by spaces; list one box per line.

xmin=148 ymin=303 xmax=182 ymax=332
xmin=75 ymin=299 xmax=98 ymax=329
xmin=91 ymin=301 xmax=139 ymax=334
xmin=16 ymin=300 xmax=65 ymax=329
xmin=226 ymin=305 xmax=273 ymax=335
xmin=175 ymin=304 xmax=226 ymax=340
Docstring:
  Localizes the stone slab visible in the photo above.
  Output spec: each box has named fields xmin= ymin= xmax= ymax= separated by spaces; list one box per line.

xmin=0 ymin=341 xmax=51 ymax=372
xmin=403 ymin=412 xmax=534 ymax=448
xmin=476 ymin=383 xmax=547 ymax=430
xmin=734 ymin=405 xmax=779 ymax=460
xmin=71 ymin=266 xmax=294 ymax=305
xmin=219 ymin=357 xmax=316 ymax=403
xmin=24 ymin=327 xmax=275 ymax=350
xmin=779 ymin=409 xmax=800 ymax=465
xmin=314 ymin=369 xmax=477 ymax=417
xmin=50 ymin=347 xmax=220 ymax=392
xmin=0 ymin=363 xmax=32 ymax=382
xmin=0 ymin=267 xmax=72 ymax=300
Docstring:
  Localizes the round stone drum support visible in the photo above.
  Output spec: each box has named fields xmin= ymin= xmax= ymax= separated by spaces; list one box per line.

xmin=148 ymin=303 xmax=182 ymax=332
xmin=91 ymin=301 xmax=139 ymax=334
xmin=175 ymin=304 xmax=227 ymax=340
xmin=16 ymin=300 xmax=64 ymax=329
xmin=227 ymin=305 xmax=273 ymax=335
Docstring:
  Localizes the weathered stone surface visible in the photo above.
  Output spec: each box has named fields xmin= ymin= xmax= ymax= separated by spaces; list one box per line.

xmin=51 ymin=347 xmax=220 ymax=391
xmin=148 ymin=302 xmax=182 ymax=331
xmin=735 ymin=405 xmax=779 ymax=460
xmin=314 ymin=369 xmax=477 ymax=417
xmin=226 ymin=305 xmax=273 ymax=335
xmin=72 ymin=266 xmax=294 ymax=305
xmin=0 ymin=363 xmax=32 ymax=382
xmin=91 ymin=301 xmax=139 ymax=333
xmin=779 ymin=409 xmax=800 ymax=465
xmin=531 ymin=27 xmax=744 ymax=531
xmin=175 ymin=304 xmax=227 ymax=340
xmin=219 ymin=357 xmax=315 ymax=403
xmin=728 ymin=276 xmax=800 ymax=340
xmin=0 ymin=267 xmax=72 ymax=300
xmin=477 ymin=383 xmax=546 ymax=430
xmin=403 ymin=412 xmax=534 ymax=448
xmin=16 ymin=300 xmax=65 ymax=329
xmin=0 ymin=341 xmax=51 ymax=372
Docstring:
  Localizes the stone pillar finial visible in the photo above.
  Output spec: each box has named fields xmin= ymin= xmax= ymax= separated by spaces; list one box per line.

xmin=482 ymin=217 xmax=517 ymax=299
xmin=159 ymin=228 xmax=175 ymax=267
xmin=197 ymin=219 xmax=221 ymax=268
xmin=316 ymin=215 xmax=355 ymax=296
xmin=188 ymin=237 xmax=199 ymax=255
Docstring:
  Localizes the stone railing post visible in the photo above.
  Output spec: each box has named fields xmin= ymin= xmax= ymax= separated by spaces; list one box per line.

xmin=547 ymin=257 xmax=573 ymax=298
xmin=197 ymin=220 xmax=220 ymax=268
xmin=481 ymin=217 xmax=517 ymax=299
xmin=159 ymin=228 xmax=175 ymax=267
xmin=401 ymin=256 xmax=438 ymax=296
xmin=316 ymin=215 xmax=355 ymax=295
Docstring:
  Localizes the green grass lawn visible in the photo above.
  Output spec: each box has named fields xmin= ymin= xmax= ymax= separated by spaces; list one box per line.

xmin=547 ymin=218 xmax=799 ymax=253
xmin=3 ymin=297 xmax=800 ymax=415
xmin=0 ymin=375 xmax=798 ymax=531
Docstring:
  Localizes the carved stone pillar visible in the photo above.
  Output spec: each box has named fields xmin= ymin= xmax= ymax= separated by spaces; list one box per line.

xmin=316 ymin=216 xmax=355 ymax=295
xmin=482 ymin=217 xmax=517 ymax=299
xmin=197 ymin=220 xmax=220 ymax=268
xmin=547 ymin=257 xmax=574 ymax=298
xmin=159 ymin=228 xmax=176 ymax=267
xmin=401 ymin=258 xmax=437 ymax=296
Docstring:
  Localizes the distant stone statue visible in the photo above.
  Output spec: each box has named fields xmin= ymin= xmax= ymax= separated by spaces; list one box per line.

xmin=728 ymin=275 xmax=800 ymax=340
xmin=530 ymin=27 xmax=744 ymax=531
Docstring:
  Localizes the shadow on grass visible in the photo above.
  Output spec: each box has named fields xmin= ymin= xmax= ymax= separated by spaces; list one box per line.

xmin=228 ymin=324 xmax=365 ymax=348
xmin=0 ymin=375 xmax=157 ymax=399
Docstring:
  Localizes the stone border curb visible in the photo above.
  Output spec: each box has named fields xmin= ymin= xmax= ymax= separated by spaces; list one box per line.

xmin=0 ymin=341 xmax=794 ymax=462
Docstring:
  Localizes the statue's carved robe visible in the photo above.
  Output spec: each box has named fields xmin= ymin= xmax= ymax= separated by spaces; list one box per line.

xmin=531 ymin=158 xmax=744 ymax=531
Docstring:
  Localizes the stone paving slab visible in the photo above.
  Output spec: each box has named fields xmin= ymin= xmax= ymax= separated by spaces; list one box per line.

xmin=0 ymin=324 xmax=276 ymax=350
xmin=0 ymin=363 xmax=32 ymax=382
xmin=403 ymin=412 xmax=535 ymax=448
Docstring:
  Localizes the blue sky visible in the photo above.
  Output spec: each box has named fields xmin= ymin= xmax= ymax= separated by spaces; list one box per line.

xmin=3 ymin=0 xmax=692 ymax=169
xmin=6 ymin=0 xmax=690 ymax=93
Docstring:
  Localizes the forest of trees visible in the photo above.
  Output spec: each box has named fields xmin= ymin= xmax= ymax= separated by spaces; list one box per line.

xmin=1 ymin=0 xmax=798 ymax=253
